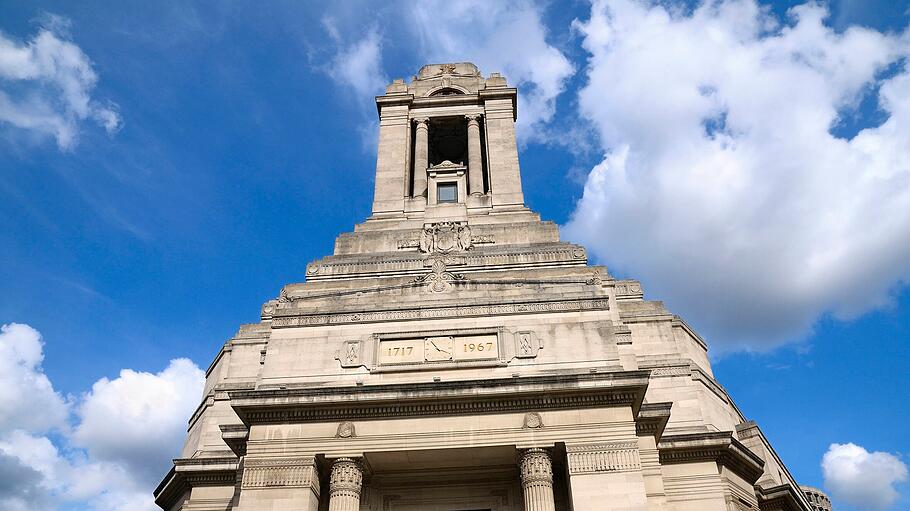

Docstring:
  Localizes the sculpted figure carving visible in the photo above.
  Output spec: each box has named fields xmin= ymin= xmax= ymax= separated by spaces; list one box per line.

xmin=419 ymin=222 xmax=473 ymax=254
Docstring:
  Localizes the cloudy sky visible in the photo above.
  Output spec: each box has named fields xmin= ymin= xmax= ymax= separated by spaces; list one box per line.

xmin=1 ymin=1 xmax=908 ymax=510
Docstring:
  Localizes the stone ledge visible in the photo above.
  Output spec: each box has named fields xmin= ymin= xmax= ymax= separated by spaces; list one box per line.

xmin=220 ymin=424 xmax=249 ymax=457
xmin=658 ymin=431 xmax=765 ymax=484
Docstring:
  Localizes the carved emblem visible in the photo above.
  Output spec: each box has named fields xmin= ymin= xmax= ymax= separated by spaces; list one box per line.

xmin=420 ymin=222 xmax=473 ymax=254
xmin=336 ymin=421 xmax=356 ymax=438
xmin=515 ymin=331 xmax=540 ymax=358
xmin=523 ymin=412 xmax=543 ymax=429
xmin=337 ymin=340 xmax=362 ymax=368
xmin=586 ymin=269 xmax=604 ymax=286
xmin=439 ymin=63 xmax=456 ymax=74
xmin=413 ymin=257 xmax=465 ymax=293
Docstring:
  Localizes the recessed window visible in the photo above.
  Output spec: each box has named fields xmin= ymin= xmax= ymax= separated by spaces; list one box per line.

xmin=437 ymin=183 xmax=458 ymax=203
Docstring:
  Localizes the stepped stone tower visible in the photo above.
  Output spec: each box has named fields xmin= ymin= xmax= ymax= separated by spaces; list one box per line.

xmin=155 ymin=63 xmax=821 ymax=511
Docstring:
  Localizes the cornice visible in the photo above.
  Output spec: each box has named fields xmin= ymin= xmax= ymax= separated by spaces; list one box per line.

xmin=658 ymin=432 xmax=765 ymax=484
xmin=220 ymin=424 xmax=249 ymax=457
xmin=635 ymin=402 xmax=672 ymax=441
xmin=756 ymin=483 xmax=811 ymax=511
xmin=269 ymin=293 xmax=610 ymax=328
xmin=269 ymin=295 xmax=610 ymax=328
xmin=478 ymin=88 xmax=518 ymax=120
xmin=154 ymin=456 xmax=239 ymax=510
xmin=374 ymin=94 xmax=414 ymax=112
xmin=229 ymin=370 xmax=650 ymax=426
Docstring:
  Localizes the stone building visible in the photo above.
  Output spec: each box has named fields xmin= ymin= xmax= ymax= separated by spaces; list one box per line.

xmin=155 ymin=63 xmax=832 ymax=511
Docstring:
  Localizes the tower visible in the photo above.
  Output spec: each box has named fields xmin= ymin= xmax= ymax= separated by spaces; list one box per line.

xmin=156 ymin=63 xmax=817 ymax=511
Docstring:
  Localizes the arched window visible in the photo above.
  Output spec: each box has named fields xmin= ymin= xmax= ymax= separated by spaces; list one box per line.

xmin=429 ymin=87 xmax=465 ymax=97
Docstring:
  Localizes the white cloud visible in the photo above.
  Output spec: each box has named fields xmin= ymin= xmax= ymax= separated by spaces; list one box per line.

xmin=564 ymin=0 xmax=910 ymax=352
xmin=0 ymin=322 xmax=203 ymax=511
xmin=315 ymin=1 xmax=572 ymax=149
xmin=0 ymin=20 xmax=121 ymax=150
xmin=822 ymin=442 xmax=908 ymax=510
xmin=330 ymin=27 xmax=388 ymax=102
xmin=0 ymin=323 xmax=68 ymax=433
xmin=410 ymin=0 xmax=574 ymax=142
xmin=73 ymin=358 xmax=205 ymax=483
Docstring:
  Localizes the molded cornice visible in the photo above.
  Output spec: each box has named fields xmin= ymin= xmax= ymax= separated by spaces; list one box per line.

xmin=658 ymin=431 xmax=765 ymax=484
xmin=229 ymin=370 xmax=650 ymax=426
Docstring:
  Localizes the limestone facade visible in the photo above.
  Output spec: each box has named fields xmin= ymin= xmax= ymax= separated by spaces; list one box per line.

xmin=155 ymin=62 xmax=829 ymax=511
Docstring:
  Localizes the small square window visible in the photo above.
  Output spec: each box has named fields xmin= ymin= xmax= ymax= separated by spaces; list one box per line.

xmin=437 ymin=183 xmax=458 ymax=203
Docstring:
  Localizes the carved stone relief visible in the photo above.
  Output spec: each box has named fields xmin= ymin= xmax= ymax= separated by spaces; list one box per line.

xmin=336 ymin=421 xmax=356 ymax=438
xmin=242 ymin=456 xmax=319 ymax=493
xmin=515 ymin=331 xmax=541 ymax=358
xmin=420 ymin=222 xmax=473 ymax=254
xmin=413 ymin=257 xmax=465 ymax=293
xmin=566 ymin=442 xmax=641 ymax=475
xmin=523 ymin=412 xmax=543 ymax=429
xmin=337 ymin=340 xmax=362 ymax=368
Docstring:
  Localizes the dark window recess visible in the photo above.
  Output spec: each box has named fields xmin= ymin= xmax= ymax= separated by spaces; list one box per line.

xmin=428 ymin=117 xmax=468 ymax=166
xmin=438 ymin=183 xmax=458 ymax=203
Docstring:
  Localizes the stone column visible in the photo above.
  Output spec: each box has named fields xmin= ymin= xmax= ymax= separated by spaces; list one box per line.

xmin=465 ymin=114 xmax=484 ymax=195
xmin=328 ymin=458 xmax=363 ymax=511
xmin=519 ymin=448 xmax=556 ymax=511
xmin=413 ymin=117 xmax=430 ymax=197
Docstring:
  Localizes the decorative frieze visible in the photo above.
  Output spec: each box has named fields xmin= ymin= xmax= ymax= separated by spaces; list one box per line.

xmin=241 ymin=456 xmax=319 ymax=495
xmin=567 ymin=442 xmax=641 ymax=475
xmin=306 ymin=244 xmax=585 ymax=280
xmin=614 ymin=327 xmax=633 ymax=346
xmin=271 ymin=297 xmax=610 ymax=328
xmin=649 ymin=365 xmax=690 ymax=377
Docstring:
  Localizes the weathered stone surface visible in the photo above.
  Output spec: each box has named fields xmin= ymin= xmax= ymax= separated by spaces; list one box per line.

xmin=155 ymin=63 xmax=818 ymax=511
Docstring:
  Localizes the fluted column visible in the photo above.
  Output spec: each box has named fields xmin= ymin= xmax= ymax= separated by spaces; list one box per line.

xmin=327 ymin=457 xmax=362 ymax=511
xmin=520 ymin=448 xmax=556 ymax=511
xmin=465 ymin=114 xmax=484 ymax=195
xmin=413 ymin=117 xmax=429 ymax=197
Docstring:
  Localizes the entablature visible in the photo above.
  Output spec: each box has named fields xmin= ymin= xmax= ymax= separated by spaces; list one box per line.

xmin=229 ymin=369 xmax=650 ymax=426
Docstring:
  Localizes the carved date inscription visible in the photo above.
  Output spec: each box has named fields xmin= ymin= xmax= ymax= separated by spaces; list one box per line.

xmin=378 ymin=334 xmax=499 ymax=366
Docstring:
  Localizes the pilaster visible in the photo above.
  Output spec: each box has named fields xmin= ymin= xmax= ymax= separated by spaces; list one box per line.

xmin=371 ymin=99 xmax=412 ymax=216
xmin=566 ymin=441 xmax=649 ymax=511
xmin=235 ymin=456 xmax=320 ymax=511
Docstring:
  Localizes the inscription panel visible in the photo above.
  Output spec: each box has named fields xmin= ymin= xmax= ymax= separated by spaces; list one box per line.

xmin=378 ymin=339 xmax=424 ymax=364
xmin=377 ymin=333 xmax=500 ymax=366
xmin=453 ymin=334 xmax=498 ymax=361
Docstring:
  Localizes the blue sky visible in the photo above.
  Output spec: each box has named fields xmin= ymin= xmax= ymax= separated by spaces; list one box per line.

xmin=1 ymin=1 xmax=909 ymax=510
